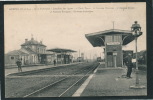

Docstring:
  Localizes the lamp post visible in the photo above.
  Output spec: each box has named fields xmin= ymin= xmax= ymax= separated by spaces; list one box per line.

xmin=130 ymin=21 xmax=145 ymax=89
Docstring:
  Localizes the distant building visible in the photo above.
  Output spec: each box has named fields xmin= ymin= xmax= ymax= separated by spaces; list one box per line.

xmin=77 ymin=57 xmax=84 ymax=62
xmin=133 ymin=50 xmax=146 ymax=65
xmin=123 ymin=50 xmax=133 ymax=58
xmin=97 ymin=57 xmax=102 ymax=62
xmin=81 ymin=53 xmax=84 ymax=60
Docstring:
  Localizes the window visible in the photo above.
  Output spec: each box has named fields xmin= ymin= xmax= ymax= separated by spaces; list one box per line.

xmin=106 ymin=35 xmax=121 ymax=43
xmin=114 ymin=35 xmax=121 ymax=42
xmin=107 ymin=52 xmax=113 ymax=55
xmin=105 ymin=36 xmax=113 ymax=43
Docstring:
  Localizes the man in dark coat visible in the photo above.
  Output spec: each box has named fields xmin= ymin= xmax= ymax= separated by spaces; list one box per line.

xmin=53 ymin=60 xmax=56 ymax=66
xmin=125 ymin=54 xmax=133 ymax=78
xmin=16 ymin=59 xmax=22 ymax=72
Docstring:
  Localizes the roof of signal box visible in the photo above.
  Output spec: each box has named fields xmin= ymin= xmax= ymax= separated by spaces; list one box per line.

xmin=85 ymin=29 xmax=137 ymax=47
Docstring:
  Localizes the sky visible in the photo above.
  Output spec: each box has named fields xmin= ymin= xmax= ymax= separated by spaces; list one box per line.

xmin=4 ymin=2 xmax=146 ymax=59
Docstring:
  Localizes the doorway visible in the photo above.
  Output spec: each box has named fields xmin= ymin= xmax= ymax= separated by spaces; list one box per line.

xmin=107 ymin=52 xmax=113 ymax=67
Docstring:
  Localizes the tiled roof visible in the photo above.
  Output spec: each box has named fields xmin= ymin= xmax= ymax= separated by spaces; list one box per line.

xmin=23 ymin=47 xmax=37 ymax=54
xmin=21 ymin=38 xmax=46 ymax=47
xmin=6 ymin=50 xmax=29 ymax=56
xmin=85 ymin=29 xmax=136 ymax=47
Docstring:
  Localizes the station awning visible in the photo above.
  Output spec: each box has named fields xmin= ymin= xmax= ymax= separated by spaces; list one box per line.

xmin=47 ymin=48 xmax=76 ymax=53
xmin=85 ymin=29 xmax=136 ymax=47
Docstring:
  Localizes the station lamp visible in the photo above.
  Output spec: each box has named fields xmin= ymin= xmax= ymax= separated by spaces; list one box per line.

xmin=131 ymin=21 xmax=143 ymax=37
xmin=130 ymin=21 xmax=145 ymax=89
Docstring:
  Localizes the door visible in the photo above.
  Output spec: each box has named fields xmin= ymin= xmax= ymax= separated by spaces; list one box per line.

xmin=107 ymin=52 xmax=113 ymax=67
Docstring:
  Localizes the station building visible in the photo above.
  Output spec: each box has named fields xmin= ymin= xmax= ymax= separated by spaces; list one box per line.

xmin=85 ymin=29 xmax=136 ymax=67
xmin=5 ymin=37 xmax=54 ymax=66
xmin=5 ymin=38 xmax=76 ymax=66
xmin=5 ymin=34 xmax=77 ymax=67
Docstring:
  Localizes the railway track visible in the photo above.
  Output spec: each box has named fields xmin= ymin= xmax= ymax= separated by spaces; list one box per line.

xmin=23 ymin=62 xmax=99 ymax=97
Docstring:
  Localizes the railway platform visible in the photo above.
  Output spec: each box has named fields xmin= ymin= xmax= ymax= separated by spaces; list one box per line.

xmin=5 ymin=62 xmax=81 ymax=76
xmin=73 ymin=64 xmax=147 ymax=96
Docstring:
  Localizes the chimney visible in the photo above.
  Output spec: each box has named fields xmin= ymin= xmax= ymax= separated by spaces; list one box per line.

xmin=31 ymin=34 xmax=34 ymax=40
xmin=25 ymin=39 xmax=28 ymax=43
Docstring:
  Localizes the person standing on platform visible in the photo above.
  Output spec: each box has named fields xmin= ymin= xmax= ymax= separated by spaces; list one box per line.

xmin=53 ymin=59 xmax=56 ymax=66
xmin=123 ymin=56 xmax=127 ymax=67
xmin=125 ymin=53 xmax=133 ymax=78
xmin=16 ymin=59 xmax=22 ymax=72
